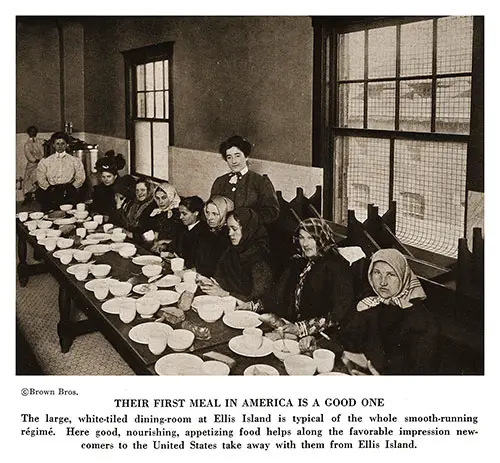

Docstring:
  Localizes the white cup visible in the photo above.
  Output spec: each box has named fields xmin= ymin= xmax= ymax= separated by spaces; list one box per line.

xmin=93 ymin=282 xmax=109 ymax=301
xmin=143 ymin=230 xmax=155 ymax=242
xmin=171 ymin=257 xmax=185 ymax=273
xmin=313 ymin=349 xmax=336 ymax=374
xmin=243 ymin=327 xmax=263 ymax=351
xmin=183 ymin=269 xmax=197 ymax=284
xmin=75 ymin=268 xmax=89 ymax=281
xmin=103 ymin=224 xmax=114 ymax=233
xmin=44 ymin=238 xmax=57 ymax=252
xmin=148 ymin=331 xmax=168 ymax=355
xmin=76 ymin=203 xmax=86 ymax=212
xmin=112 ymin=227 xmax=123 ymax=234
xmin=119 ymin=302 xmax=136 ymax=324
xmin=94 ymin=214 xmax=104 ymax=225
xmin=76 ymin=228 xmax=87 ymax=238
xmin=221 ymin=296 xmax=236 ymax=313
xmin=19 ymin=212 xmax=29 ymax=222
xmin=60 ymin=253 xmax=73 ymax=265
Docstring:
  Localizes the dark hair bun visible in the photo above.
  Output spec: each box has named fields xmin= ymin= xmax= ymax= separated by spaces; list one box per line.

xmin=219 ymin=135 xmax=252 ymax=159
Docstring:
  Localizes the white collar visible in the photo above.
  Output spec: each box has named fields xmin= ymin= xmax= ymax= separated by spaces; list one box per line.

xmin=240 ymin=166 xmax=249 ymax=176
xmin=187 ymin=221 xmax=199 ymax=231
xmin=55 ymin=151 xmax=67 ymax=159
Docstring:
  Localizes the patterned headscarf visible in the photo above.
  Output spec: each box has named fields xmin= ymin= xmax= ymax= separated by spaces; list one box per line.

xmin=150 ymin=182 xmax=181 ymax=218
xmin=357 ymin=248 xmax=427 ymax=311
xmin=295 ymin=218 xmax=338 ymax=259
xmin=204 ymin=195 xmax=234 ymax=230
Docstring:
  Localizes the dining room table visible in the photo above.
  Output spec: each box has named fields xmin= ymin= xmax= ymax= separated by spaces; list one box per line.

xmin=16 ymin=211 xmax=350 ymax=376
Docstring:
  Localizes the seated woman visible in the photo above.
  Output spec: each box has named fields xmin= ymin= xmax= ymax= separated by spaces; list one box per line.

xmin=111 ymin=175 xmax=136 ymax=228
xmin=174 ymin=196 xmax=212 ymax=270
xmin=92 ymin=151 xmax=126 ymax=217
xmin=199 ymin=208 xmax=273 ymax=307
xmin=262 ymin=218 xmax=354 ymax=339
xmin=199 ymin=195 xmax=234 ymax=277
xmin=135 ymin=182 xmax=183 ymax=253
xmin=211 ymin=135 xmax=279 ymax=226
xmin=122 ymin=177 xmax=155 ymax=235
xmin=341 ymin=248 xmax=439 ymax=375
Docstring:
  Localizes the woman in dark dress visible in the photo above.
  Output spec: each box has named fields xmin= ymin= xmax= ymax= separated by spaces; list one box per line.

xmin=341 ymin=248 xmax=439 ymax=375
xmin=198 ymin=195 xmax=234 ymax=277
xmin=174 ymin=196 xmax=212 ymax=271
xmin=135 ymin=182 xmax=183 ymax=254
xmin=199 ymin=207 xmax=273 ymax=307
xmin=262 ymin=218 xmax=354 ymax=339
xmin=91 ymin=150 xmax=126 ymax=217
xmin=120 ymin=177 xmax=155 ymax=238
xmin=210 ymin=135 xmax=279 ymax=226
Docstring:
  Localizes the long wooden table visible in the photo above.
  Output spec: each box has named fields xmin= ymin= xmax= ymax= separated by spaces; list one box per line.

xmin=16 ymin=217 xmax=348 ymax=376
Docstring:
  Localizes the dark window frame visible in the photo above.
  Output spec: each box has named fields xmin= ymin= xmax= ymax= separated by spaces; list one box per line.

xmin=121 ymin=41 xmax=174 ymax=181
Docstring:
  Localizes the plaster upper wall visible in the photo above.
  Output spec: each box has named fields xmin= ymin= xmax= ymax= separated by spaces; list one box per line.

xmin=82 ymin=16 xmax=313 ymax=166
xmin=16 ymin=20 xmax=61 ymax=132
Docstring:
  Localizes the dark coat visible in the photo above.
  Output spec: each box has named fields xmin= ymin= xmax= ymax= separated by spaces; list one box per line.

xmin=268 ymin=250 xmax=355 ymax=330
xmin=173 ymin=221 xmax=212 ymax=271
xmin=135 ymin=207 xmax=183 ymax=248
xmin=341 ymin=300 xmax=440 ymax=375
xmin=210 ymin=170 xmax=279 ymax=225
xmin=193 ymin=226 xmax=231 ymax=278
xmin=91 ymin=182 xmax=117 ymax=217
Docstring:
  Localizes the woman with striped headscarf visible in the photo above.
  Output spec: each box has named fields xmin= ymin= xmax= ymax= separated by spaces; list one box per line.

xmin=341 ymin=248 xmax=439 ymax=375
xmin=263 ymin=217 xmax=354 ymax=339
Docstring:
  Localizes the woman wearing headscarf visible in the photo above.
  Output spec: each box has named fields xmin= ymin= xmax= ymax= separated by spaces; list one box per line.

xmin=199 ymin=207 xmax=273 ymax=306
xmin=262 ymin=218 xmax=354 ymax=339
xmin=92 ymin=150 xmax=126 ymax=216
xmin=173 ymin=196 xmax=212 ymax=271
xmin=136 ymin=182 xmax=183 ymax=253
xmin=211 ymin=135 xmax=279 ymax=226
xmin=196 ymin=195 xmax=234 ymax=277
xmin=341 ymin=248 xmax=439 ymax=375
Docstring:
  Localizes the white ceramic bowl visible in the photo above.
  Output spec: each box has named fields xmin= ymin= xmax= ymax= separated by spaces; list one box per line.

xmin=272 ymin=339 xmax=300 ymax=362
xmin=109 ymin=281 xmax=132 ymax=297
xmin=59 ymin=204 xmax=73 ymax=212
xmin=119 ymin=245 xmax=136 ymax=258
xmin=37 ymin=220 xmax=52 ymax=229
xmin=74 ymin=210 xmax=89 ymax=220
xmin=57 ymin=238 xmax=74 ymax=249
xmin=111 ymin=232 xmax=126 ymax=243
xmin=90 ymin=264 xmax=111 ymax=278
xmin=25 ymin=220 xmax=38 ymax=232
xmin=57 ymin=249 xmax=74 ymax=265
xmin=197 ymin=303 xmax=223 ymax=323
xmin=201 ymin=361 xmax=230 ymax=376
xmin=167 ymin=329 xmax=195 ymax=352
xmin=73 ymin=250 xmax=92 ymax=263
xmin=142 ymin=264 xmax=162 ymax=278
xmin=29 ymin=212 xmax=44 ymax=220
xmin=46 ymin=229 xmax=62 ymax=238
xmin=136 ymin=296 xmax=160 ymax=318
xmin=34 ymin=229 xmax=48 ymax=240
xmin=284 ymin=354 xmax=317 ymax=376
xmin=83 ymin=221 xmax=99 ymax=231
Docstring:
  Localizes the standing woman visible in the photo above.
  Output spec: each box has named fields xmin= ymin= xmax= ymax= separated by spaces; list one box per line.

xmin=92 ymin=150 xmax=126 ymax=216
xmin=174 ymin=196 xmax=211 ymax=270
xmin=23 ymin=125 xmax=45 ymax=203
xmin=263 ymin=218 xmax=354 ymax=339
xmin=198 ymin=195 xmax=234 ymax=277
xmin=341 ymin=249 xmax=439 ymax=375
xmin=211 ymin=135 xmax=279 ymax=226
xmin=199 ymin=208 xmax=273 ymax=307
xmin=136 ymin=182 xmax=183 ymax=253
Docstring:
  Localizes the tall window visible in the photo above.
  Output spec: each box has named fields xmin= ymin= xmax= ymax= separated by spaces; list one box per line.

xmin=122 ymin=42 xmax=174 ymax=181
xmin=313 ymin=16 xmax=483 ymax=258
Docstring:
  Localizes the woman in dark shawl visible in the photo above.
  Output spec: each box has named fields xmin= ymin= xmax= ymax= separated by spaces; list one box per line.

xmin=262 ymin=217 xmax=354 ymax=339
xmin=341 ymin=248 xmax=439 ymax=375
xmin=198 ymin=207 xmax=273 ymax=307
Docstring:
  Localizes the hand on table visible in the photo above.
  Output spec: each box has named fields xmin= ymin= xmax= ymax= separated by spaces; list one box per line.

xmin=199 ymin=279 xmax=230 ymax=297
xmin=151 ymin=239 xmax=171 ymax=253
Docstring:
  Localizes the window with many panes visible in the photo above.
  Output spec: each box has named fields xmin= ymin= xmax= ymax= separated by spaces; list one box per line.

xmin=122 ymin=42 xmax=173 ymax=181
xmin=313 ymin=16 xmax=483 ymax=258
